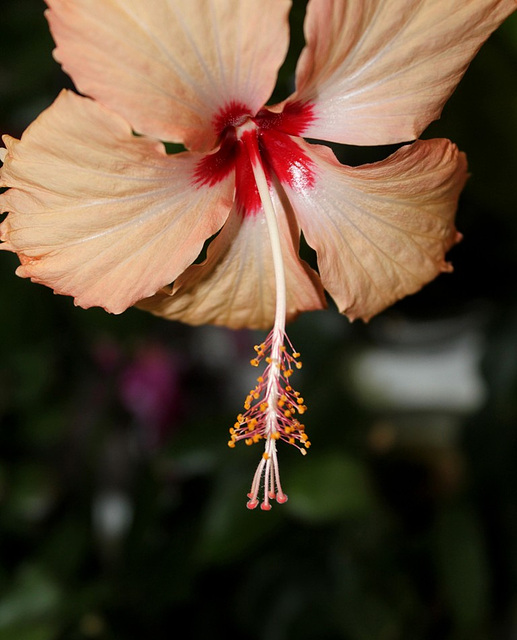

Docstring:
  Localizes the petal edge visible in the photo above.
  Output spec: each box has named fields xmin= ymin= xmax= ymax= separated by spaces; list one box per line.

xmin=285 ymin=0 xmax=516 ymax=145
xmin=0 ymin=91 xmax=234 ymax=314
xmin=282 ymin=138 xmax=468 ymax=321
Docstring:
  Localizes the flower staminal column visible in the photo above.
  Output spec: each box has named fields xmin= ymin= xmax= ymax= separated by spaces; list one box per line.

xmin=228 ymin=122 xmax=310 ymax=510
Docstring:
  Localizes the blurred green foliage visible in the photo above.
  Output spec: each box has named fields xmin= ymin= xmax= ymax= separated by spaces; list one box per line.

xmin=1 ymin=1 xmax=517 ymax=639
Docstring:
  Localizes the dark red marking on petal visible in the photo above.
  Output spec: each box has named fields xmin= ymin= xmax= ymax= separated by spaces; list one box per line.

xmin=193 ymin=129 xmax=238 ymax=187
xmin=239 ymin=128 xmax=262 ymax=168
xmin=212 ymin=101 xmax=252 ymax=138
xmin=260 ymin=130 xmax=316 ymax=193
xmin=255 ymin=101 xmax=316 ymax=136
xmin=235 ymin=139 xmax=263 ymax=217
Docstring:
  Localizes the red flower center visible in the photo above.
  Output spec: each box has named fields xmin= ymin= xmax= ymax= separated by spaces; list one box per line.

xmin=194 ymin=101 xmax=316 ymax=216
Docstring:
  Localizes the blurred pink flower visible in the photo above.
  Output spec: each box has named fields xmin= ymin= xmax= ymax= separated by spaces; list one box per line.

xmin=119 ymin=344 xmax=182 ymax=450
xmin=0 ymin=0 xmax=514 ymax=508
xmin=91 ymin=338 xmax=182 ymax=449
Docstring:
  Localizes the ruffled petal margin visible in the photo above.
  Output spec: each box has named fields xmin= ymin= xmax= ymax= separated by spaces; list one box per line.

xmin=0 ymin=90 xmax=233 ymax=314
xmin=280 ymin=138 xmax=468 ymax=321
xmin=284 ymin=0 xmax=516 ymax=145
xmin=46 ymin=0 xmax=292 ymax=151
xmin=138 ymin=187 xmax=326 ymax=330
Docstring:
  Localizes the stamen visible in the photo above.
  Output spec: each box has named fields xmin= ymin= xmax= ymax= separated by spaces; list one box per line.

xmin=229 ymin=330 xmax=310 ymax=510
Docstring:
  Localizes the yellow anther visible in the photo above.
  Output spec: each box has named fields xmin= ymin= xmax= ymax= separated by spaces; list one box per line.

xmin=233 ymin=332 xmax=310 ymax=467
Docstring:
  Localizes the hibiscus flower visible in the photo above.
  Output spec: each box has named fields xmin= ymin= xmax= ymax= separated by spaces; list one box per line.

xmin=0 ymin=0 xmax=514 ymax=509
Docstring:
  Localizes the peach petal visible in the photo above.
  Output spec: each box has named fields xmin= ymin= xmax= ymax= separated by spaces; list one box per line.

xmin=285 ymin=0 xmax=516 ymax=145
xmin=0 ymin=91 xmax=233 ymax=314
xmin=46 ymin=0 xmax=292 ymax=151
xmin=138 ymin=190 xmax=326 ymax=330
xmin=283 ymin=138 xmax=468 ymax=321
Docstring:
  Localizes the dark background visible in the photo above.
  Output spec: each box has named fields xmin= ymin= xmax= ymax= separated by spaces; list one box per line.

xmin=1 ymin=2 xmax=517 ymax=639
